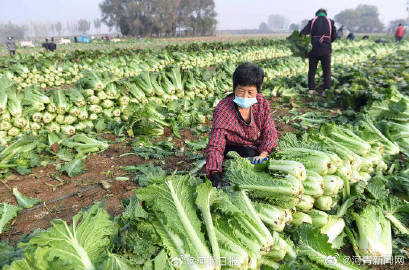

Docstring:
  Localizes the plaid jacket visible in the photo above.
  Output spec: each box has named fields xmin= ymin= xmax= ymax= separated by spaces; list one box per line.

xmin=206 ymin=93 xmax=278 ymax=175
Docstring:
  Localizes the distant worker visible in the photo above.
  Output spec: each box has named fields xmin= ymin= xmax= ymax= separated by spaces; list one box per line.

xmin=74 ymin=36 xmax=78 ymax=43
xmin=375 ymin=38 xmax=388 ymax=44
xmin=49 ymin=37 xmax=57 ymax=51
xmin=301 ymin=8 xmax=337 ymax=94
xmin=362 ymin=35 xmax=369 ymax=40
xmin=5 ymin=36 xmax=16 ymax=56
xmin=42 ymin=39 xmax=50 ymax=51
xmin=42 ymin=39 xmax=57 ymax=52
xmin=395 ymin=24 xmax=405 ymax=42
xmin=347 ymin=32 xmax=355 ymax=41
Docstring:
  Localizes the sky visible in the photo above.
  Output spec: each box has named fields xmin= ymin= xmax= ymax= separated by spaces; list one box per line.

xmin=0 ymin=0 xmax=408 ymax=30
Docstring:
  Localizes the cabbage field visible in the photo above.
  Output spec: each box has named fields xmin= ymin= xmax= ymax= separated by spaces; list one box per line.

xmin=1 ymin=37 xmax=409 ymax=270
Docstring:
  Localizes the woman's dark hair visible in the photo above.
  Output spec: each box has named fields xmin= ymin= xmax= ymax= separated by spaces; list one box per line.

xmin=233 ymin=62 xmax=264 ymax=93
xmin=315 ymin=9 xmax=327 ymax=16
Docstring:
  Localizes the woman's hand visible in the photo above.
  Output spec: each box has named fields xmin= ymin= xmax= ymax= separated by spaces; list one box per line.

xmin=208 ymin=172 xmax=230 ymax=188
xmin=250 ymin=156 xmax=269 ymax=164
xmin=249 ymin=151 xmax=269 ymax=164
xmin=259 ymin=151 xmax=269 ymax=158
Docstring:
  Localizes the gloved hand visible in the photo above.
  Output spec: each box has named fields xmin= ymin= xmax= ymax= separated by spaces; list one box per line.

xmin=208 ymin=172 xmax=230 ymax=188
xmin=248 ymin=156 xmax=269 ymax=165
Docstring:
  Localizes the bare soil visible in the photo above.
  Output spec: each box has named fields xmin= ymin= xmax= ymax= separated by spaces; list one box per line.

xmin=2 ymin=95 xmax=403 ymax=270
xmin=0 ymin=122 xmax=207 ymax=244
xmin=0 ymin=96 xmax=322 ymax=245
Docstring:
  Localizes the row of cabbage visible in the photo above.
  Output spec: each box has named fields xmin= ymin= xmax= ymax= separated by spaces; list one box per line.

xmin=2 ymin=115 xmax=406 ymax=269
xmin=0 ymin=41 xmax=404 ymax=146
xmin=3 ymin=45 xmax=290 ymax=90
xmin=2 ymin=41 xmax=409 ymax=269
xmin=2 ymin=39 xmax=387 ymax=90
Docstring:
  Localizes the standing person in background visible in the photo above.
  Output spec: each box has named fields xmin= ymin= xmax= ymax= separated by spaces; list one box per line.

xmin=301 ymin=9 xmax=337 ymax=95
xmin=5 ymin=36 xmax=16 ymax=56
xmin=49 ymin=38 xmax=57 ymax=51
xmin=347 ymin=32 xmax=355 ymax=41
xmin=42 ymin=39 xmax=50 ymax=51
xmin=395 ymin=24 xmax=405 ymax=42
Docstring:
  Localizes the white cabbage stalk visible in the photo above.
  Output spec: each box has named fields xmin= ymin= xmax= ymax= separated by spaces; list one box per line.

xmin=268 ymin=160 xmax=306 ymax=181
xmin=43 ymin=112 xmax=55 ymax=123
xmin=377 ymin=160 xmax=388 ymax=172
xmin=353 ymin=205 xmax=392 ymax=260
xmin=8 ymin=127 xmax=20 ymax=137
xmin=47 ymin=123 xmax=61 ymax=133
xmin=303 ymin=170 xmax=324 ymax=197
xmin=47 ymin=103 xmax=57 ymax=113
xmin=360 ymin=157 xmax=373 ymax=172
xmin=64 ymin=116 xmax=77 ymax=125
xmin=336 ymin=160 xmax=352 ymax=181
xmin=32 ymin=112 xmax=42 ymax=122
xmin=314 ymin=196 xmax=333 ymax=211
xmin=359 ymin=172 xmax=371 ymax=183
xmin=101 ymin=99 xmax=114 ymax=109
xmin=89 ymin=105 xmax=102 ymax=114
xmin=0 ymin=131 xmax=7 ymax=139
xmin=62 ymin=125 xmax=76 ymax=136
xmin=308 ymin=209 xmax=329 ymax=228
xmin=0 ymin=121 xmax=12 ymax=131
xmin=320 ymin=216 xmax=345 ymax=243
xmin=75 ymin=122 xmax=87 ymax=131
xmin=88 ymin=95 xmax=100 ymax=105
xmin=296 ymin=195 xmax=315 ymax=211
xmin=113 ymin=109 xmax=121 ymax=117
xmin=55 ymin=115 xmax=65 ymax=124
xmin=78 ymin=109 xmax=89 ymax=120
xmin=291 ymin=212 xmax=312 ymax=226
xmin=1 ymin=111 xmax=11 ymax=121
xmin=89 ymin=114 xmax=98 ymax=120
xmin=253 ymin=202 xmax=292 ymax=232
xmin=13 ymin=118 xmax=27 ymax=128
xmin=323 ymin=175 xmax=343 ymax=196
xmin=119 ymin=96 xmax=130 ymax=106
xmin=83 ymin=121 xmax=94 ymax=128
xmin=350 ymin=171 xmax=362 ymax=184
xmin=84 ymin=89 xmax=94 ymax=96
xmin=69 ymin=107 xmax=80 ymax=117
xmin=97 ymin=91 xmax=108 ymax=100
xmin=30 ymin=122 xmax=41 ymax=131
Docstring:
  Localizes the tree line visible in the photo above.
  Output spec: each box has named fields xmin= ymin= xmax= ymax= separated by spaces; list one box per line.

xmin=0 ymin=19 xmax=107 ymax=41
xmin=260 ymin=4 xmax=407 ymax=34
xmin=99 ymin=0 xmax=217 ymax=37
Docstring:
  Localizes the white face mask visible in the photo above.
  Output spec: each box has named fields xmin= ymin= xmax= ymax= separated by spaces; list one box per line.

xmin=233 ymin=95 xmax=258 ymax=109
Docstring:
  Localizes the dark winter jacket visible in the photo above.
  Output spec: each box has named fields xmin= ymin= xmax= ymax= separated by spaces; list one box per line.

xmin=301 ymin=17 xmax=337 ymax=56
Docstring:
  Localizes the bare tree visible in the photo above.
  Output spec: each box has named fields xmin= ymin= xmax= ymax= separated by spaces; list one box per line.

xmin=335 ymin=5 xmax=384 ymax=33
xmin=33 ymin=22 xmax=49 ymax=38
xmin=78 ymin=19 xmax=91 ymax=34
xmin=259 ymin=22 xmax=270 ymax=33
xmin=93 ymin=18 xmax=102 ymax=34
xmin=99 ymin=0 xmax=217 ymax=37
xmin=55 ymin=21 xmax=62 ymax=36
xmin=0 ymin=22 xmax=26 ymax=40
xmin=267 ymin=14 xmax=290 ymax=32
